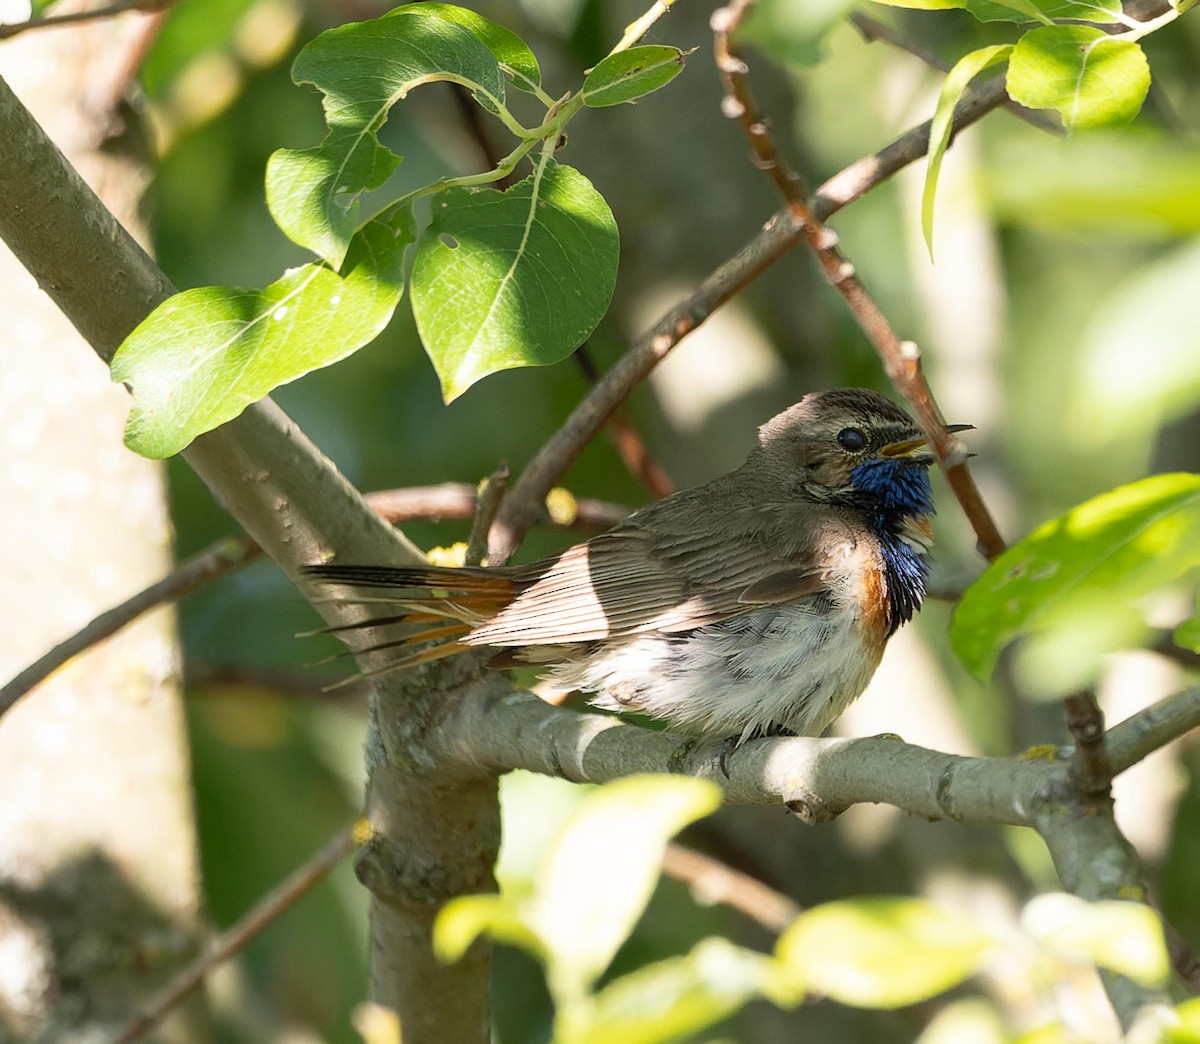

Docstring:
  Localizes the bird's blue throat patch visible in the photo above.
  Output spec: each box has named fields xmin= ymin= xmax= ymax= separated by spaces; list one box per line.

xmin=849 ymin=458 xmax=933 ymax=635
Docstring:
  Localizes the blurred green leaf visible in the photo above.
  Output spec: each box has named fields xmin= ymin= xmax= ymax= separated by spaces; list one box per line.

xmin=1021 ymin=894 xmax=1170 ymax=986
xmin=951 ymin=474 xmax=1200 ymax=679
xmin=986 ymin=134 xmax=1200 ymax=235
xmin=566 ymin=938 xmax=786 ymax=1044
xmin=410 ymin=159 xmax=618 ymax=402
xmin=916 ymin=999 xmax=1009 ymax=1044
xmin=418 ymin=2 xmax=542 ymax=93
xmin=1073 ymin=239 xmax=1200 ymax=440
xmin=434 ymin=893 xmax=544 ymax=963
xmin=266 ymin=4 xmax=506 ymax=266
xmin=738 ymin=0 xmax=857 ymax=67
xmin=923 ymin=44 xmax=1014 ymax=256
xmin=1175 ymin=603 xmax=1200 ymax=654
xmin=868 ymin=0 xmax=966 ymax=10
xmin=531 ymin=775 xmax=722 ymax=998
xmin=1007 ymin=26 xmax=1149 ymax=131
xmin=1166 ymin=998 xmax=1200 ymax=1043
xmin=113 ymin=215 xmax=410 ymax=458
xmin=777 ymin=897 xmax=991 ymax=1008
xmin=964 ymin=0 xmax=1119 ymax=21
xmin=581 ymin=46 xmax=688 ymax=108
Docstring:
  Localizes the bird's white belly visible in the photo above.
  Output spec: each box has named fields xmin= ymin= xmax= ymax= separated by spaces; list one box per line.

xmin=551 ymin=600 xmax=882 ymax=743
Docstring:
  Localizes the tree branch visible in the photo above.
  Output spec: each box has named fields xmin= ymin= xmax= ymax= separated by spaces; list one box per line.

xmin=662 ymin=843 xmax=800 ymax=933
xmin=0 ymin=0 xmax=168 ymax=40
xmin=112 ymin=825 xmax=357 ymax=1044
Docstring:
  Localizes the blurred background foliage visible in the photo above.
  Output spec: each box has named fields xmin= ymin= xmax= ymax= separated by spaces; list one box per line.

xmin=131 ymin=0 xmax=1200 ymax=1039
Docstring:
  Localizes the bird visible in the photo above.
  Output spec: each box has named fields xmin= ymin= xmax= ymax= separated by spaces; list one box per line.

xmin=305 ymin=388 xmax=969 ymax=745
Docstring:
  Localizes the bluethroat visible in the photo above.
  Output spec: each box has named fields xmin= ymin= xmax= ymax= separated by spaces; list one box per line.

xmin=306 ymin=389 xmax=968 ymax=744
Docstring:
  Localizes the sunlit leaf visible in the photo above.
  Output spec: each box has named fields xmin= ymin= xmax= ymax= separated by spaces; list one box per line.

xmin=582 ymin=46 xmax=688 ymax=107
xmin=266 ymin=4 xmax=506 ymax=266
xmin=530 ymin=775 xmax=722 ymax=998
xmin=418 ymin=2 xmax=542 ymax=93
xmin=410 ymin=159 xmax=619 ymax=402
xmin=1007 ymin=26 xmax=1149 ymax=131
xmin=916 ymin=999 xmax=1009 ymax=1044
xmin=1175 ymin=603 xmax=1200 ymax=654
xmin=1165 ymin=998 xmax=1200 ymax=1043
xmin=433 ymin=893 xmax=543 ymax=963
xmin=1022 ymin=894 xmax=1170 ymax=987
xmin=112 ymin=216 xmax=411 ymax=458
xmin=565 ymin=938 xmax=784 ymax=1044
xmin=951 ymin=474 xmax=1200 ymax=680
xmin=777 ymin=897 xmax=991 ymax=1008
xmin=867 ymin=0 xmax=965 ymax=10
xmin=923 ymin=44 xmax=1013 ymax=256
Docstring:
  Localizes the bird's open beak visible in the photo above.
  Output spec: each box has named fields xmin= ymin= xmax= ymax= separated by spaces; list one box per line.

xmin=879 ymin=423 xmax=974 ymax=460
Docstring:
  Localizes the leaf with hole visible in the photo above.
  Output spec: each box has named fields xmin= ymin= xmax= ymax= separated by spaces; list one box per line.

xmin=111 ymin=215 xmax=412 ymax=458
xmin=266 ymin=4 xmax=507 ymax=267
xmin=1007 ymin=25 xmax=1149 ymax=131
xmin=923 ymin=44 xmax=1013 ymax=257
xmin=582 ymin=46 xmax=689 ymax=107
xmin=951 ymin=474 xmax=1200 ymax=679
xmin=410 ymin=158 xmax=619 ymax=402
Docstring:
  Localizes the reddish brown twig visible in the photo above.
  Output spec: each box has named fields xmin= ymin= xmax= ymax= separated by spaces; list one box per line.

xmin=0 ymin=0 xmax=168 ymax=39
xmin=575 ymin=346 xmax=675 ymax=499
xmin=465 ymin=464 xmax=510 ymax=566
xmin=113 ymin=825 xmax=357 ymax=1043
xmin=712 ymin=0 xmax=1006 ymax=562
xmin=662 ymin=843 xmax=800 ymax=933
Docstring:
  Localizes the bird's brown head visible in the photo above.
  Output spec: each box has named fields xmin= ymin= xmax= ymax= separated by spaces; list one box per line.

xmin=753 ymin=388 xmax=953 ymax=516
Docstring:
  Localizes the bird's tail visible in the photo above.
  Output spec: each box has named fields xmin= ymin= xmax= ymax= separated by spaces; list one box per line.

xmin=302 ymin=563 xmax=521 ymax=677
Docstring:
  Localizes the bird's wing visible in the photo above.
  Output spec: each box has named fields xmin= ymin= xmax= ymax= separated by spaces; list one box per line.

xmin=463 ymin=515 xmax=829 ymax=646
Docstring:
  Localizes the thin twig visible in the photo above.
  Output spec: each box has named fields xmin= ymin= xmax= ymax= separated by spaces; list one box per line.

xmin=712 ymin=0 xmax=1006 ymax=561
xmin=465 ymin=464 xmax=510 ymax=567
xmin=848 ymin=11 xmax=1063 ymax=136
xmin=112 ymin=825 xmax=357 ymax=1044
xmin=0 ymin=535 xmax=260 ymax=720
xmin=662 ymin=843 xmax=800 ymax=933
xmin=0 ymin=0 xmax=167 ymax=39
xmin=575 ymin=346 xmax=675 ymax=499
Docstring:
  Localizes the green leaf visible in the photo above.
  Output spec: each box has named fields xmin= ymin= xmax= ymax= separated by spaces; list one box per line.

xmin=951 ymin=474 xmax=1200 ymax=680
xmin=566 ymin=938 xmax=785 ymax=1044
xmin=737 ymin=0 xmax=858 ymax=68
xmin=923 ymin=44 xmax=1013 ymax=256
xmin=411 ymin=158 xmax=619 ymax=402
xmin=112 ymin=215 xmax=411 ymax=458
xmin=434 ymin=893 xmax=544 ymax=963
xmin=1007 ymin=26 xmax=1149 ymax=132
xmin=530 ymin=775 xmax=722 ymax=998
xmin=1175 ymin=604 xmax=1200 ymax=654
xmin=416 ymin=2 xmax=541 ymax=94
xmin=985 ymin=132 xmax=1200 ymax=236
xmin=1073 ymin=239 xmax=1200 ymax=440
xmin=1021 ymin=895 xmax=1170 ymax=987
xmin=777 ymin=898 xmax=991 ymax=1008
xmin=965 ymin=0 xmax=1054 ymax=23
xmin=966 ymin=0 xmax=1120 ymax=19
xmin=1166 ymin=998 xmax=1200 ymax=1043
xmin=868 ymin=0 xmax=965 ymax=10
xmin=266 ymin=4 xmax=506 ymax=267
xmin=582 ymin=46 xmax=688 ymax=107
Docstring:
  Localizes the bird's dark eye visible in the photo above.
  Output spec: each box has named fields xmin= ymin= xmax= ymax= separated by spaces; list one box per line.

xmin=837 ymin=427 xmax=867 ymax=452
